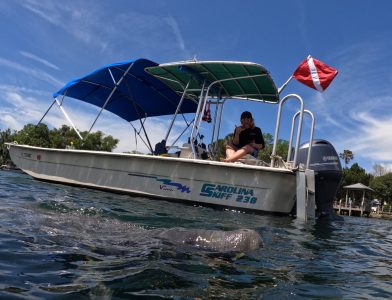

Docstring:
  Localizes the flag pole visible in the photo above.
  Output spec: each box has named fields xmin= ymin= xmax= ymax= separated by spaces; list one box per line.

xmin=278 ymin=75 xmax=293 ymax=95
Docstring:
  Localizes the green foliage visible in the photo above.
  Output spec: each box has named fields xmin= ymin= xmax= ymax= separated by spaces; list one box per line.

xmin=49 ymin=125 xmax=81 ymax=148
xmin=0 ymin=124 xmax=119 ymax=165
xmin=13 ymin=124 xmax=51 ymax=147
xmin=337 ymin=163 xmax=373 ymax=199
xmin=257 ymin=133 xmax=289 ymax=163
xmin=211 ymin=133 xmax=233 ymax=160
xmin=78 ymin=131 xmax=119 ymax=152
xmin=370 ymin=173 xmax=392 ymax=204
xmin=0 ymin=128 xmax=16 ymax=165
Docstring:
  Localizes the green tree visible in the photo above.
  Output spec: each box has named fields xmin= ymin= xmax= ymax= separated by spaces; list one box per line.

xmin=5 ymin=123 xmax=119 ymax=153
xmin=258 ymin=133 xmax=289 ymax=163
xmin=370 ymin=173 xmax=392 ymax=205
xmin=0 ymin=128 xmax=16 ymax=165
xmin=339 ymin=149 xmax=354 ymax=168
xmin=49 ymin=125 xmax=80 ymax=148
xmin=257 ymin=133 xmax=273 ymax=162
xmin=210 ymin=133 xmax=233 ymax=161
xmin=337 ymin=163 xmax=373 ymax=199
xmin=13 ymin=123 xmax=51 ymax=147
xmin=73 ymin=130 xmax=118 ymax=152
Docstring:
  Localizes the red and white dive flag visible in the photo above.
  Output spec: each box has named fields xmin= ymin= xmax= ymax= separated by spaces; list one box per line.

xmin=293 ymin=55 xmax=338 ymax=92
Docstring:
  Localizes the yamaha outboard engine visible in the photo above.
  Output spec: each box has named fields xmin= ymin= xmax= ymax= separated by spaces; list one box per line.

xmin=296 ymin=139 xmax=343 ymax=220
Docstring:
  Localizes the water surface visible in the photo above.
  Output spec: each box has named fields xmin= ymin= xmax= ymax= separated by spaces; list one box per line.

xmin=0 ymin=171 xmax=391 ymax=299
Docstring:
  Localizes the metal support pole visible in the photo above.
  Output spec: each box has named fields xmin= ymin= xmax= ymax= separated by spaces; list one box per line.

xmin=190 ymin=82 xmax=206 ymax=158
xmin=210 ymin=98 xmax=220 ymax=146
xmin=37 ymin=99 xmax=57 ymax=126
xmin=88 ymin=62 xmax=135 ymax=134
xmin=164 ymin=80 xmax=191 ymax=141
xmin=54 ymin=98 xmax=83 ymax=140
xmin=139 ymin=116 xmax=154 ymax=154
xmin=278 ymin=76 xmax=293 ymax=94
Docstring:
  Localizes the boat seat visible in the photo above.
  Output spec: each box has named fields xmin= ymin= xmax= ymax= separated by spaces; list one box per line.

xmin=179 ymin=143 xmax=208 ymax=159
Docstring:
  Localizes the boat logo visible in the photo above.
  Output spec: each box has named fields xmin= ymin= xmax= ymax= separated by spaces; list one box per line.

xmin=160 ymin=185 xmax=174 ymax=192
xmin=200 ymin=183 xmax=258 ymax=204
xmin=128 ymin=173 xmax=191 ymax=193
xmin=37 ymin=154 xmax=41 ymax=161
xmin=322 ymin=155 xmax=338 ymax=161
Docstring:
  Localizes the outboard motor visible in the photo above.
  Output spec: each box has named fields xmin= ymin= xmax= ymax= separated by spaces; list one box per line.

xmin=296 ymin=139 xmax=343 ymax=220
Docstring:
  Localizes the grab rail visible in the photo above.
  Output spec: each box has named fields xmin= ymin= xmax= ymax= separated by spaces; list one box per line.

xmin=271 ymin=94 xmax=304 ymax=168
xmin=288 ymin=110 xmax=315 ymax=169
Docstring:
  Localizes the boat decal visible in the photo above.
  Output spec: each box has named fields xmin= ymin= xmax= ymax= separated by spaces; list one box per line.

xmin=21 ymin=152 xmax=32 ymax=158
xmin=128 ymin=173 xmax=191 ymax=193
xmin=199 ymin=183 xmax=257 ymax=204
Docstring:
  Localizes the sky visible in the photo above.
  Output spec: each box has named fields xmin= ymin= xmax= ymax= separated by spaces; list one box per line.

xmin=0 ymin=0 xmax=391 ymax=172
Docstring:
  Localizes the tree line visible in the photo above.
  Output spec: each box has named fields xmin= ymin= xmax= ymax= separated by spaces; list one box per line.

xmin=337 ymin=148 xmax=391 ymax=206
xmin=1 ymin=124 xmax=391 ymax=206
xmin=0 ymin=123 xmax=119 ymax=167
xmin=213 ymin=138 xmax=391 ymax=206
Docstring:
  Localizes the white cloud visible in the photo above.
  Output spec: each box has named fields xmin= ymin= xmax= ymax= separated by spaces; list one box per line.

xmin=341 ymin=112 xmax=392 ymax=162
xmin=0 ymin=94 xmax=49 ymax=130
xmin=17 ymin=0 xmax=190 ymax=59
xmin=0 ymin=57 xmax=64 ymax=87
xmin=20 ymin=0 xmax=59 ymax=25
xmin=18 ymin=0 xmax=110 ymax=54
xmin=165 ymin=16 xmax=187 ymax=53
xmin=19 ymin=51 xmax=60 ymax=71
xmin=1 ymin=114 xmax=21 ymax=130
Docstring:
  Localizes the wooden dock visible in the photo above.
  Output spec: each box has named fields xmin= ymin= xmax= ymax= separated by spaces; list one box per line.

xmin=333 ymin=202 xmax=370 ymax=217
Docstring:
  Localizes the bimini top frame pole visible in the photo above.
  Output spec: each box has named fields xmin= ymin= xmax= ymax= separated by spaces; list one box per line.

xmin=190 ymin=81 xmax=207 ymax=158
xmin=164 ymin=80 xmax=191 ymax=142
xmin=87 ymin=62 xmax=135 ymax=134
xmin=37 ymin=91 xmax=83 ymax=141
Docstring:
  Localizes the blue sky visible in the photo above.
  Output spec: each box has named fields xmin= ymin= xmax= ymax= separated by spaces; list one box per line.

xmin=1 ymin=0 xmax=391 ymax=172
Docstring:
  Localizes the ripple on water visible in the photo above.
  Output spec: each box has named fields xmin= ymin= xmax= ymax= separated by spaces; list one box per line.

xmin=0 ymin=171 xmax=392 ymax=299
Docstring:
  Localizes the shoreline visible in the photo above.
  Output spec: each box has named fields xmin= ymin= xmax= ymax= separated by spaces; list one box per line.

xmin=369 ymin=212 xmax=392 ymax=220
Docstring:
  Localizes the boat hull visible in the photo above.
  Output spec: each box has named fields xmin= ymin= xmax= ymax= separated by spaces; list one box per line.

xmin=8 ymin=144 xmax=297 ymax=214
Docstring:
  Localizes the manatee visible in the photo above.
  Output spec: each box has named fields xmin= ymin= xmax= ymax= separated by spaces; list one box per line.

xmin=20 ymin=208 xmax=262 ymax=253
xmin=155 ymin=228 xmax=262 ymax=252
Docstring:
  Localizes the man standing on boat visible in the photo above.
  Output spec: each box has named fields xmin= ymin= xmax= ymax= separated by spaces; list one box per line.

xmin=224 ymin=111 xmax=265 ymax=162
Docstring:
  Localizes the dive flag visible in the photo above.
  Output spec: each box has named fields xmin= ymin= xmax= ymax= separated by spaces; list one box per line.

xmin=293 ymin=55 xmax=338 ymax=92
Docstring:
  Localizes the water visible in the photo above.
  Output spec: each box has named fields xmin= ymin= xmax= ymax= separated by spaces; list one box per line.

xmin=0 ymin=171 xmax=391 ymax=299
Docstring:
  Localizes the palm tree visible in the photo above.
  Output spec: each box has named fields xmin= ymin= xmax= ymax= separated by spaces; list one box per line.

xmin=339 ymin=149 xmax=354 ymax=168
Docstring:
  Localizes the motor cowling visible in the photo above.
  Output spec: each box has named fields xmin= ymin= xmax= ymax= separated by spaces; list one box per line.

xmin=296 ymin=139 xmax=343 ymax=219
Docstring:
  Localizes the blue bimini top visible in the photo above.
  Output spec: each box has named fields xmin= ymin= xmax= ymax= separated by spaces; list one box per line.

xmin=53 ymin=58 xmax=197 ymax=122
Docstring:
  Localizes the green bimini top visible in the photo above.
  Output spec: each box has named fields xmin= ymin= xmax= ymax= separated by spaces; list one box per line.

xmin=145 ymin=61 xmax=279 ymax=103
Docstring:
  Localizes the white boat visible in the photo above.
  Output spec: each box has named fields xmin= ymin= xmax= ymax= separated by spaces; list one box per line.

xmin=7 ymin=59 xmax=343 ymax=219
